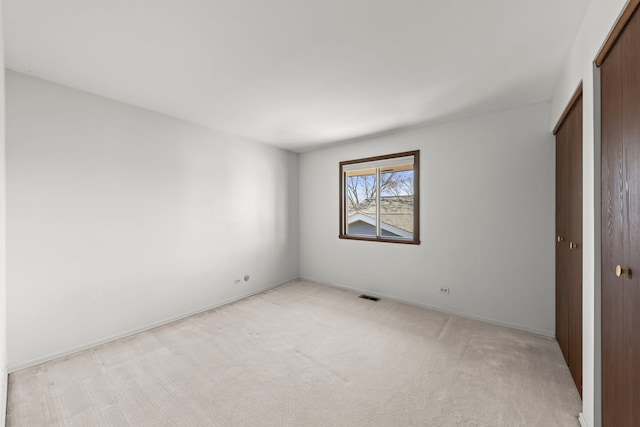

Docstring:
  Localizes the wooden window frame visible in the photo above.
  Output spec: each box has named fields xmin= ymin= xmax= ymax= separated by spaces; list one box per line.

xmin=339 ymin=150 xmax=420 ymax=245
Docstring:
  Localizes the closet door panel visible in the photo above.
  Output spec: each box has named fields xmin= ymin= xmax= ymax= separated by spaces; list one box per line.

xmin=601 ymin=8 xmax=640 ymax=424
xmin=567 ymin=96 xmax=583 ymax=396
xmin=556 ymin=124 xmax=570 ymax=362
xmin=620 ymin=11 xmax=640 ymax=423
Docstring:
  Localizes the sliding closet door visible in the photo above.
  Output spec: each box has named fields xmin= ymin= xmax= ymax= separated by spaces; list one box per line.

xmin=601 ymin=5 xmax=640 ymax=425
xmin=556 ymin=116 xmax=569 ymax=361
xmin=555 ymin=91 xmax=582 ymax=397
xmin=566 ymin=95 xmax=582 ymax=397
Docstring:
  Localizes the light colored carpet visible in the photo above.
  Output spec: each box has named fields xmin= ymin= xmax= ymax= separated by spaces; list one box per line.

xmin=7 ymin=280 xmax=581 ymax=426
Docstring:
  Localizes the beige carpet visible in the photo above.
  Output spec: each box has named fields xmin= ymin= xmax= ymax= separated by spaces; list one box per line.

xmin=7 ymin=280 xmax=581 ymax=426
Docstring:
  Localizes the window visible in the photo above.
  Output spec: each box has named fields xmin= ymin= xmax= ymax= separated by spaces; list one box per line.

xmin=339 ymin=150 xmax=419 ymax=244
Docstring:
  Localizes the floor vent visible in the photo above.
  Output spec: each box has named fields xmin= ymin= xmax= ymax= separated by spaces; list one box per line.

xmin=359 ymin=294 xmax=380 ymax=301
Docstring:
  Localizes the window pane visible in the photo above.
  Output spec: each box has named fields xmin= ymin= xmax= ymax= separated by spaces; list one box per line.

xmin=380 ymin=166 xmax=414 ymax=239
xmin=346 ymin=170 xmax=377 ymax=236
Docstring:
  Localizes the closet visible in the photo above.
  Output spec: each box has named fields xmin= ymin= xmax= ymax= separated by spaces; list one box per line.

xmin=599 ymin=2 xmax=640 ymax=425
xmin=554 ymin=88 xmax=583 ymax=397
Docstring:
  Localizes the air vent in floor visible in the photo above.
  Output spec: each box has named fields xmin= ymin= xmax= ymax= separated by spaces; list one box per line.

xmin=359 ymin=294 xmax=380 ymax=301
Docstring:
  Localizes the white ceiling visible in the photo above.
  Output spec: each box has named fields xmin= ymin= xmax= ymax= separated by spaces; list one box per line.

xmin=4 ymin=0 xmax=592 ymax=152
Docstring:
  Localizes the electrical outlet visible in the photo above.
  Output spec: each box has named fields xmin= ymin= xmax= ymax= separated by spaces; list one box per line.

xmin=234 ymin=279 xmax=241 ymax=285
xmin=440 ymin=287 xmax=450 ymax=294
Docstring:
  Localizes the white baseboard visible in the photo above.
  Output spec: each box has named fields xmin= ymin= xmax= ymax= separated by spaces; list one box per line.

xmin=578 ymin=412 xmax=589 ymax=427
xmin=300 ymin=277 xmax=556 ymax=338
xmin=10 ymin=275 xmax=555 ymax=373
xmin=8 ymin=278 xmax=298 ymax=373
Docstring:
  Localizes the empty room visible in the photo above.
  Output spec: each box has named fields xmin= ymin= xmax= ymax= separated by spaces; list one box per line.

xmin=0 ymin=0 xmax=639 ymax=426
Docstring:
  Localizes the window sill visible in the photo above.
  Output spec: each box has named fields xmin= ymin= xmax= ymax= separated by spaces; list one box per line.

xmin=338 ymin=235 xmax=420 ymax=245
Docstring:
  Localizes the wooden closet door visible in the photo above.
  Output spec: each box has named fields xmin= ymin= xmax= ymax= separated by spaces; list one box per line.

xmin=567 ymin=95 xmax=583 ymax=397
xmin=601 ymin=6 xmax=640 ymax=425
xmin=555 ymin=91 xmax=583 ymax=397
xmin=556 ymin=117 xmax=569 ymax=361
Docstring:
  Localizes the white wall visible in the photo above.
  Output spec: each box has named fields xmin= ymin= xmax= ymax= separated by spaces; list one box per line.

xmin=0 ymin=1 xmax=7 ymax=424
xmin=300 ymin=102 xmax=555 ymax=336
xmin=5 ymin=71 xmax=299 ymax=371
xmin=551 ymin=1 xmax=629 ymax=426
